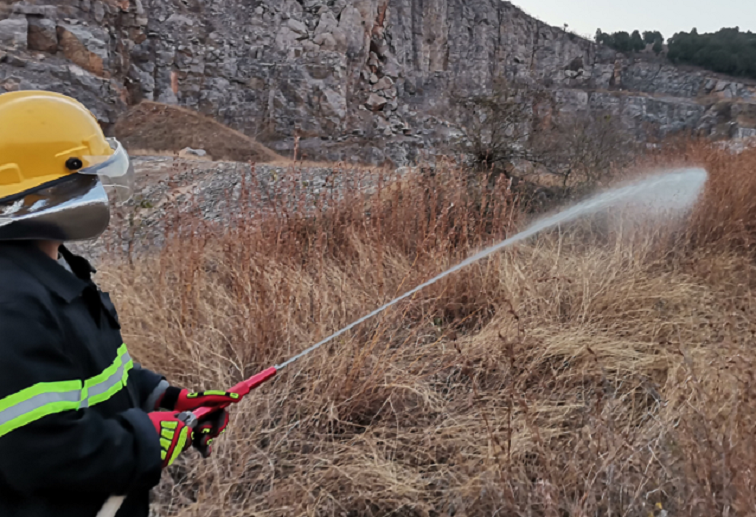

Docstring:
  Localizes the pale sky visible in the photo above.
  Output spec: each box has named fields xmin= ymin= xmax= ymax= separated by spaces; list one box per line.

xmin=511 ymin=0 xmax=756 ymax=40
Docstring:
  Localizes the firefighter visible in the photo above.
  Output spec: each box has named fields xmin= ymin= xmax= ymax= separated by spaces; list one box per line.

xmin=0 ymin=91 xmax=238 ymax=516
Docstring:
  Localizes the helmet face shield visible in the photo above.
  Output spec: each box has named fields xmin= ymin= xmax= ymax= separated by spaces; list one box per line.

xmin=0 ymin=174 xmax=110 ymax=241
xmin=80 ymin=138 xmax=134 ymax=205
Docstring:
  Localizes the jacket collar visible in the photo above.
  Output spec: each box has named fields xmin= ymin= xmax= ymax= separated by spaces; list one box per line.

xmin=0 ymin=242 xmax=95 ymax=303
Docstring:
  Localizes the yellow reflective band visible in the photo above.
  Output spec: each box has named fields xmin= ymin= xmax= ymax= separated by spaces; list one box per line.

xmin=163 ymin=421 xmax=177 ymax=430
xmin=168 ymin=428 xmax=189 ymax=467
xmin=160 ymin=437 xmax=172 ymax=450
xmin=0 ymin=344 xmax=134 ymax=438
xmin=188 ymin=390 xmax=238 ymax=399
xmin=0 ymin=381 xmax=81 ymax=439
xmin=84 ymin=345 xmax=132 ymax=407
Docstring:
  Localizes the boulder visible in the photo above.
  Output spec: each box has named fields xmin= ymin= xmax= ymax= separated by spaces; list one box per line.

xmin=0 ymin=17 xmax=28 ymax=52
xmin=275 ymin=26 xmax=300 ymax=51
xmin=287 ymin=18 xmax=308 ymax=36
xmin=56 ymin=23 xmax=109 ymax=76
xmin=313 ymin=32 xmax=337 ymax=50
xmin=315 ymin=12 xmax=338 ymax=36
xmin=374 ymin=76 xmax=393 ymax=90
xmin=389 ymin=116 xmax=405 ymax=132
xmin=337 ymin=6 xmax=365 ymax=55
xmin=93 ymin=1 xmax=106 ymax=23
xmin=179 ymin=147 xmax=207 ymax=157
xmin=366 ymin=93 xmax=387 ymax=112
xmin=28 ymin=18 xmax=58 ymax=53
xmin=320 ymin=87 xmax=346 ymax=120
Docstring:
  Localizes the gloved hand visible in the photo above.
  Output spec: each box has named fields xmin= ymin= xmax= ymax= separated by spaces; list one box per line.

xmin=158 ymin=386 xmax=240 ymax=412
xmin=149 ymin=412 xmax=194 ymax=468
xmin=192 ymin=409 xmax=230 ymax=458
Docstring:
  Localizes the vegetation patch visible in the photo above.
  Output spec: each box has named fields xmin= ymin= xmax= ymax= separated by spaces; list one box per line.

xmin=99 ymin=137 xmax=756 ymax=515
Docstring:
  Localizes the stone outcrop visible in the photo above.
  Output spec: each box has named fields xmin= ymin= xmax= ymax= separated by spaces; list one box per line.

xmin=1 ymin=0 xmax=754 ymax=164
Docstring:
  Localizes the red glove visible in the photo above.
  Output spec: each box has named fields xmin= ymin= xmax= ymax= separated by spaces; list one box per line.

xmin=149 ymin=412 xmax=194 ymax=468
xmin=158 ymin=387 xmax=240 ymax=412
xmin=192 ymin=410 xmax=230 ymax=458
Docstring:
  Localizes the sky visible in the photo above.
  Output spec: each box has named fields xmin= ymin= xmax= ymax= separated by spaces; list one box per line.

xmin=511 ymin=0 xmax=756 ymax=40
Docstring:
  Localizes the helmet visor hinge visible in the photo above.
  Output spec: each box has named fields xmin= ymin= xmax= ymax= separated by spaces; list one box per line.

xmin=65 ymin=158 xmax=83 ymax=171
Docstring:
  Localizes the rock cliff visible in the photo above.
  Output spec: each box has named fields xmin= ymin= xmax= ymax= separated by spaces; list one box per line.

xmin=1 ymin=0 xmax=755 ymax=164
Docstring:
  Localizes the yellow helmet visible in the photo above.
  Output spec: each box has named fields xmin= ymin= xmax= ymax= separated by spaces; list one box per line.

xmin=0 ymin=91 xmax=133 ymax=242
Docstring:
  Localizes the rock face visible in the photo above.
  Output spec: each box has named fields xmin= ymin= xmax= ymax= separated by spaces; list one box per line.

xmin=1 ymin=0 xmax=755 ymax=163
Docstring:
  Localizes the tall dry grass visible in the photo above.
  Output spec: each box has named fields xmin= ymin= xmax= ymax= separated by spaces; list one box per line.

xmin=101 ymin=142 xmax=756 ymax=516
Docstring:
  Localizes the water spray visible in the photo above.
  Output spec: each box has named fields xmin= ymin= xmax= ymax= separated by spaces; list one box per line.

xmin=98 ymin=167 xmax=707 ymax=517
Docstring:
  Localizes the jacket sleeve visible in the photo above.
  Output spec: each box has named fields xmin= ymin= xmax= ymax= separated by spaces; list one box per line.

xmin=0 ymin=297 xmax=162 ymax=495
xmin=129 ymin=364 xmax=169 ymax=412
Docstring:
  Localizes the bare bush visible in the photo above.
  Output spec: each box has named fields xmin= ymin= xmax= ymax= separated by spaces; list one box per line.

xmin=531 ymin=111 xmax=640 ymax=190
xmin=453 ymin=80 xmax=640 ymax=204
xmin=451 ymin=79 xmax=545 ymax=178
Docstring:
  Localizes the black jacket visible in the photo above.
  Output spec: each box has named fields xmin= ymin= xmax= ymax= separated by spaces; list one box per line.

xmin=0 ymin=242 xmax=164 ymax=517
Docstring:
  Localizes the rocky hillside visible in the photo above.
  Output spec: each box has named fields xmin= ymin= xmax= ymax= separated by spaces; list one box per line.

xmin=1 ymin=0 xmax=755 ymax=165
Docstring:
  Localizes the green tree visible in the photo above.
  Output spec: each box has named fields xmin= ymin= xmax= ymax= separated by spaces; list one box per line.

xmin=643 ymin=31 xmax=664 ymax=45
xmin=631 ymin=30 xmax=645 ymax=51
xmin=652 ymin=39 xmax=664 ymax=55
xmin=595 ymin=29 xmax=614 ymax=47
xmin=612 ymin=31 xmax=632 ymax=52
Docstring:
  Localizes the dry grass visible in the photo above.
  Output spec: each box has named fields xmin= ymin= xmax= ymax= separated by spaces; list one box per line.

xmin=100 ymin=142 xmax=756 ymax=516
xmin=114 ymin=101 xmax=280 ymax=163
xmin=127 ymin=149 xmax=213 ymax=161
xmin=264 ymin=158 xmax=398 ymax=172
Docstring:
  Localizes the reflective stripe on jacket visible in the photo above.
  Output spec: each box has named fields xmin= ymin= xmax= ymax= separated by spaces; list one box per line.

xmin=0 ymin=242 xmax=164 ymax=517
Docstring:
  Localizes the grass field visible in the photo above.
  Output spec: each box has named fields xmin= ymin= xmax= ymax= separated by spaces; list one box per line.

xmin=103 ymin=140 xmax=756 ymax=516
